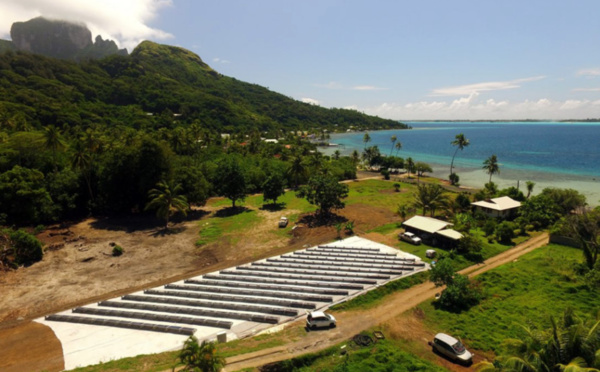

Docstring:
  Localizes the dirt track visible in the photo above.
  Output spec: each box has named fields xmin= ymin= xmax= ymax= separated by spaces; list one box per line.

xmin=222 ymin=232 xmax=550 ymax=372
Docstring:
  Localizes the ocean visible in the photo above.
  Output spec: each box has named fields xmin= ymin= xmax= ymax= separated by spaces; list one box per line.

xmin=322 ymin=122 xmax=600 ymax=205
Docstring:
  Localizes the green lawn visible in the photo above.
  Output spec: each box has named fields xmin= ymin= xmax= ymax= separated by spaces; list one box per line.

xmin=419 ymin=244 xmax=598 ymax=353
xmin=268 ymin=338 xmax=448 ymax=372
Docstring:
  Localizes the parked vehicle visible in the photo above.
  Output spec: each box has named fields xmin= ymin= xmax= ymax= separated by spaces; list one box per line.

xmin=278 ymin=216 xmax=289 ymax=228
xmin=306 ymin=311 xmax=336 ymax=329
xmin=399 ymin=231 xmax=422 ymax=245
xmin=430 ymin=333 xmax=473 ymax=365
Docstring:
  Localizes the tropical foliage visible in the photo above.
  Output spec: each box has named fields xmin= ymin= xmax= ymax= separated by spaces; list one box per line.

xmin=179 ymin=336 xmax=225 ymax=372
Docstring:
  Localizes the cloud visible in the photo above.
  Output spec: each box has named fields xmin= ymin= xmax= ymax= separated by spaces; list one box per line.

xmin=573 ymin=88 xmax=600 ymax=92
xmin=301 ymin=98 xmax=320 ymax=105
xmin=430 ymin=76 xmax=546 ymax=97
xmin=0 ymin=0 xmax=173 ymax=51
xmin=212 ymin=57 xmax=230 ymax=64
xmin=315 ymin=82 xmax=386 ymax=91
xmin=356 ymin=95 xmax=600 ymax=120
xmin=352 ymin=85 xmax=387 ymax=91
xmin=577 ymin=68 xmax=600 ymax=77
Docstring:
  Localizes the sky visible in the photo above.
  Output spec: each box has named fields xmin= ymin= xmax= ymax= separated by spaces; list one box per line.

xmin=1 ymin=0 xmax=600 ymax=121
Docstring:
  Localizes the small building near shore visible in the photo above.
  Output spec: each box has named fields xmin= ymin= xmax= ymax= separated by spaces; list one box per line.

xmin=471 ymin=196 xmax=521 ymax=219
xmin=402 ymin=215 xmax=463 ymax=249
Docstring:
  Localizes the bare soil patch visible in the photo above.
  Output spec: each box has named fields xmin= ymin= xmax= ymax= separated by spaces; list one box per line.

xmin=0 ymin=321 xmax=64 ymax=372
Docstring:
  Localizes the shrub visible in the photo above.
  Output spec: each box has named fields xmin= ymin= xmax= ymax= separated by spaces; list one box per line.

xmin=483 ymin=219 xmax=497 ymax=236
xmin=9 ymin=229 xmax=43 ymax=266
xmin=381 ymin=169 xmax=390 ymax=180
xmin=112 ymin=245 xmax=123 ymax=256
xmin=34 ymin=225 xmax=46 ymax=234
xmin=393 ymin=183 xmax=401 ymax=192
xmin=495 ymin=221 xmax=516 ymax=244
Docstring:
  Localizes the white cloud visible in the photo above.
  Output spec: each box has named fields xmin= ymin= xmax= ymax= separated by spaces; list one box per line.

xmin=577 ymin=68 xmax=600 ymax=77
xmin=315 ymin=82 xmax=386 ymax=91
xmin=356 ymin=95 xmax=600 ymax=120
xmin=430 ymin=76 xmax=546 ymax=97
xmin=0 ymin=0 xmax=173 ymax=51
xmin=573 ymin=88 xmax=600 ymax=92
xmin=212 ymin=57 xmax=230 ymax=64
xmin=352 ymin=85 xmax=387 ymax=91
xmin=301 ymin=98 xmax=320 ymax=105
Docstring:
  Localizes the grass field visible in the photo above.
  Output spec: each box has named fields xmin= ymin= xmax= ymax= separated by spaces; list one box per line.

xmin=419 ymin=244 xmax=599 ymax=353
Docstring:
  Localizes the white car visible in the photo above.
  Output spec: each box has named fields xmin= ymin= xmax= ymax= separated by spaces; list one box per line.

xmin=430 ymin=333 xmax=473 ymax=365
xmin=278 ymin=217 xmax=289 ymax=228
xmin=306 ymin=311 xmax=336 ymax=330
xmin=399 ymin=231 xmax=422 ymax=245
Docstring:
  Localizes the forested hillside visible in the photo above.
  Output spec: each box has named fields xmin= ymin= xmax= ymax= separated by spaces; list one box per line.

xmin=0 ymin=40 xmax=409 ymax=236
xmin=0 ymin=41 xmax=406 ymax=135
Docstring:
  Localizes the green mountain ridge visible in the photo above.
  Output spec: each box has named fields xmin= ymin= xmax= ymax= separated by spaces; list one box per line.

xmin=0 ymin=40 xmax=407 ymax=134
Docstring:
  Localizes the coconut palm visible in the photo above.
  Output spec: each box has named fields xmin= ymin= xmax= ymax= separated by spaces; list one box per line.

xmin=526 ymin=181 xmax=536 ymax=199
xmin=179 ymin=336 xmax=225 ymax=372
xmin=363 ymin=132 xmax=371 ymax=150
xmin=412 ymin=183 xmax=449 ymax=216
xmin=287 ymin=155 xmax=307 ymax=188
xmin=145 ymin=180 xmax=189 ymax=229
xmin=406 ymin=157 xmax=415 ymax=178
xmin=476 ymin=309 xmax=600 ymax=372
xmin=483 ymin=154 xmax=500 ymax=183
xmin=351 ymin=149 xmax=360 ymax=168
xmin=395 ymin=141 xmax=403 ymax=156
xmin=70 ymin=140 xmax=94 ymax=202
xmin=43 ymin=125 xmax=66 ymax=171
xmin=390 ymin=135 xmax=397 ymax=156
xmin=450 ymin=133 xmax=470 ymax=185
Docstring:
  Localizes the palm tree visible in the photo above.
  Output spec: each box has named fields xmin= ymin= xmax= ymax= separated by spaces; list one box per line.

xmin=351 ymin=150 xmax=360 ymax=168
xmin=287 ymin=155 xmax=307 ymax=188
xmin=43 ymin=125 xmax=66 ymax=171
xmin=483 ymin=154 xmax=500 ymax=183
xmin=476 ymin=309 xmax=600 ymax=372
xmin=70 ymin=140 xmax=94 ymax=202
xmin=406 ymin=157 xmax=415 ymax=178
xmin=412 ymin=184 xmax=449 ymax=216
xmin=363 ymin=132 xmax=371 ymax=150
xmin=179 ymin=336 xmax=225 ymax=372
xmin=390 ymin=135 xmax=397 ymax=156
xmin=145 ymin=180 xmax=189 ymax=229
xmin=450 ymin=133 xmax=470 ymax=185
xmin=526 ymin=181 xmax=536 ymax=199
xmin=394 ymin=141 xmax=403 ymax=156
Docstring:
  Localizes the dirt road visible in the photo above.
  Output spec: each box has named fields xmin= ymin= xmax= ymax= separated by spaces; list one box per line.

xmin=222 ymin=232 xmax=550 ymax=371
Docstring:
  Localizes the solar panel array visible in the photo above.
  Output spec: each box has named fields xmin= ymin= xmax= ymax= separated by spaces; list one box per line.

xmin=45 ymin=241 xmax=427 ymax=336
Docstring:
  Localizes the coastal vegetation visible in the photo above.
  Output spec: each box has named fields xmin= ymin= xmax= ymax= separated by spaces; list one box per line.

xmin=449 ymin=133 xmax=469 ymax=185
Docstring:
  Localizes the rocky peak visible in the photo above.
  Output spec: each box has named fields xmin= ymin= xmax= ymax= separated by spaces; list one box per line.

xmin=8 ymin=17 xmax=127 ymax=60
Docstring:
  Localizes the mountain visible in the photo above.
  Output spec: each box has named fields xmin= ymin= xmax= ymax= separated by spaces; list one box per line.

xmin=7 ymin=17 xmax=127 ymax=61
xmin=0 ymin=40 xmax=406 ymax=134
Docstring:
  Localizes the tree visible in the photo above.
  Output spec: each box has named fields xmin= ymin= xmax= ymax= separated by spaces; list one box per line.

xmin=70 ymin=140 xmax=94 ymax=202
xmin=566 ymin=209 xmax=600 ymax=270
xmin=450 ymin=133 xmax=470 ymax=185
xmin=390 ymin=135 xmax=397 ymax=156
xmin=262 ymin=172 xmax=286 ymax=205
xmin=214 ymin=156 xmax=247 ymax=208
xmin=483 ymin=155 xmax=500 ymax=183
xmin=406 ymin=157 xmax=415 ymax=178
xmin=0 ymin=165 xmax=53 ymax=225
xmin=394 ymin=141 xmax=403 ymax=156
xmin=415 ymin=161 xmax=433 ymax=182
xmin=430 ymin=258 xmax=482 ymax=312
xmin=478 ymin=309 xmax=600 ymax=372
xmin=363 ymin=132 xmax=371 ymax=150
xmin=296 ymin=174 xmax=349 ymax=217
xmin=145 ymin=180 xmax=189 ymax=228
xmin=179 ymin=336 xmax=225 ymax=372
xmin=350 ymin=150 xmax=360 ymax=168
xmin=413 ymin=183 xmax=449 ymax=217
xmin=526 ymin=181 xmax=535 ymax=199
xmin=362 ymin=145 xmax=381 ymax=169
xmin=43 ymin=125 xmax=66 ymax=167
xmin=287 ymin=155 xmax=307 ymax=189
